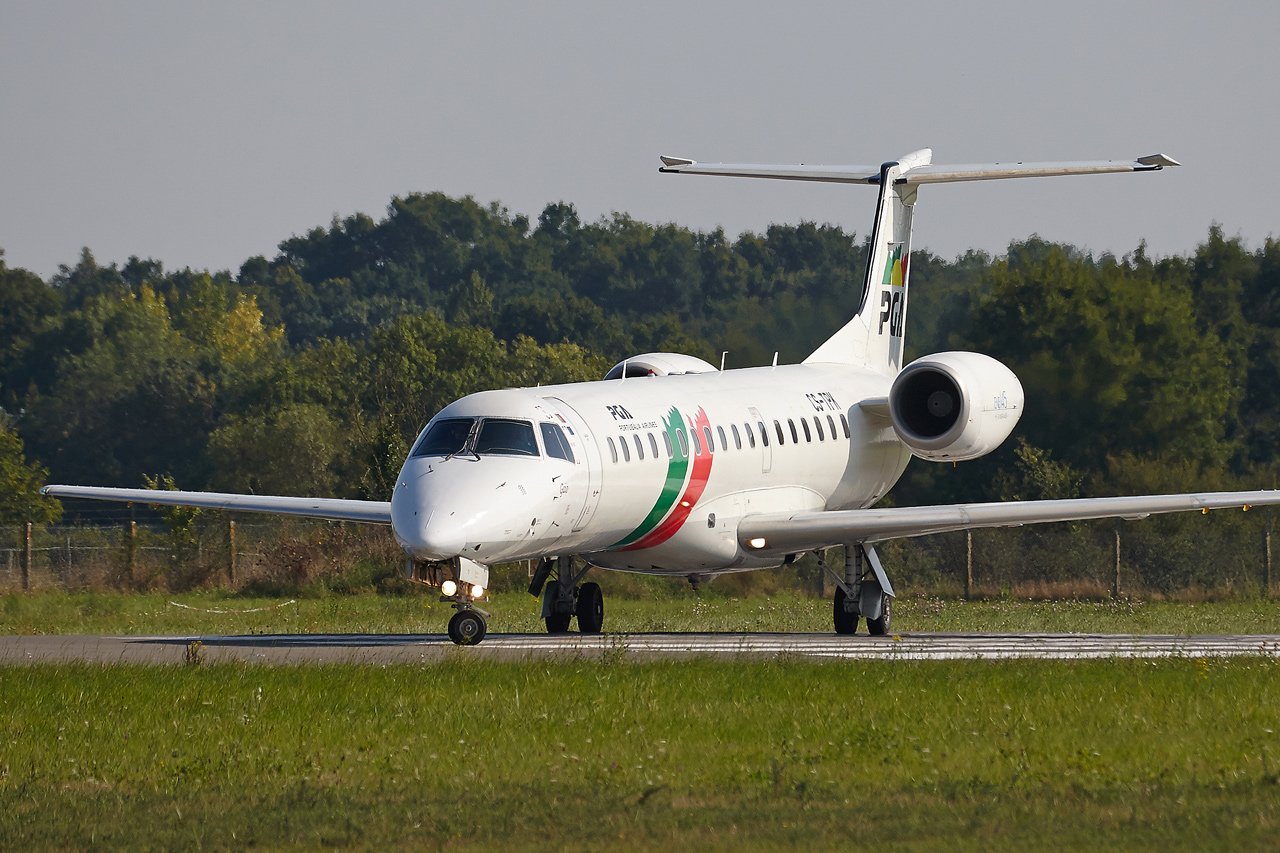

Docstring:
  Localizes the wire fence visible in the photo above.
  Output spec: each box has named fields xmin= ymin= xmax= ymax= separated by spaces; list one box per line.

xmin=1 ymin=511 xmax=1274 ymax=598
xmin=0 ymin=519 xmax=403 ymax=594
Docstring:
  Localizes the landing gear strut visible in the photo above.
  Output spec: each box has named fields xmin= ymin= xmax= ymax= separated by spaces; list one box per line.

xmin=820 ymin=545 xmax=895 ymax=636
xmin=532 ymin=556 xmax=602 ymax=634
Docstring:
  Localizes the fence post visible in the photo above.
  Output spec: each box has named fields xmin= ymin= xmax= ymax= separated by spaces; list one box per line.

xmin=1267 ymin=511 xmax=1273 ymax=597
xmin=126 ymin=520 xmax=137 ymax=584
xmin=228 ymin=520 xmax=236 ymax=586
xmin=23 ymin=522 xmax=32 ymax=591
xmin=965 ymin=530 xmax=973 ymax=599
xmin=1113 ymin=519 xmax=1121 ymax=598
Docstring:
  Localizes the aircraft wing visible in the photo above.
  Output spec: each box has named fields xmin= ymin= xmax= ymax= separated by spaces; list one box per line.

xmin=737 ymin=489 xmax=1280 ymax=555
xmin=40 ymin=485 xmax=392 ymax=525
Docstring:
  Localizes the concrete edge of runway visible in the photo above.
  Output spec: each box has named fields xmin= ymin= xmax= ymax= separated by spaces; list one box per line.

xmin=4 ymin=631 xmax=1280 ymax=665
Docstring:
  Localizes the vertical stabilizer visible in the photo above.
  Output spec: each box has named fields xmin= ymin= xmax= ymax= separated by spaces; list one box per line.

xmin=803 ymin=151 xmax=926 ymax=373
xmin=659 ymin=147 xmax=1175 ymax=374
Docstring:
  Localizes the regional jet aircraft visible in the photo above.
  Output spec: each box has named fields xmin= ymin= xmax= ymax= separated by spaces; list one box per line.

xmin=44 ymin=149 xmax=1280 ymax=644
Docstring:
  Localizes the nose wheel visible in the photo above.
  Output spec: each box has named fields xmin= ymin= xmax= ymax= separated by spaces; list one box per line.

xmin=447 ymin=609 xmax=487 ymax=645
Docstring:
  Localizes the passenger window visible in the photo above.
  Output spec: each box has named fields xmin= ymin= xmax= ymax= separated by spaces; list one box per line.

xmin=475 ymin=418 xmax=540 ymax=456
xmin=606 ymin=436 xmax=618 ymax=463
xmin=774 ymin=420 xmax=785 ymax=445
xmin=412 ymin=417 xmax=475 ymax=457
xmin=619 ymin=436 xmax=630 ymax=462
xmin=800 ymin=419 xmax=811 ymax=442
xmin=663 ymin=432 xmax=673 ymax=458
xmin=827 ymin=415 xmax=838 ymax=440
xmin=540 ymin=422 xmax=575 ymax=462
xmin=649 ymin=433 xmax=660 ymax=459
xmin=676 ymin=430 xmax=689 ymax=458
xmin=840 ymin=413 xmax=850 ymax=438
xmin=703 ymin=426 xmax=715 ymax=454
xmin=691 ymin=429 xmax=702 ymax=456
xmin=717 ymin=425 xmax=728 ymax=451
xmin=788 ymin=419 xmax=799 ymax=444
xmin=814 ymin=417 xmax=825 ymax=441
xmin=633 ymin=434 xmax=644 ymax=460
xmin=731 ymin=424 xmax=742 ymax=449
xmin=757 ymin=421 xmax=768 ymax=447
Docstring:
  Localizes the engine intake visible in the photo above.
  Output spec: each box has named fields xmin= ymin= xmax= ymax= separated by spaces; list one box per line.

xmin=889 ymin=352 xmax=1023 ymax=461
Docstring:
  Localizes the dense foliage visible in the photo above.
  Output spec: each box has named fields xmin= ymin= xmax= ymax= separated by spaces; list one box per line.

xmin=0 ymin=197 xmax=1277 ymax=523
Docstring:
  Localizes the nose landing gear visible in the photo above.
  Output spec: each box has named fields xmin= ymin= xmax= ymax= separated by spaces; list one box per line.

xmin=406 ymin=556 xmax=492 ymax=645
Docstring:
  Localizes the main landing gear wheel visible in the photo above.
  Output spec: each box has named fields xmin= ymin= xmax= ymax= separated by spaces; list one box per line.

xmin=543 ymin=579 xmax=573 ymax=633
xmin=448 ymin=610 xmax=487 ymax=645
xmin=833 ymin=586 xmax=860 ymax=635
xmin=867 ymin=594 xmax=892 ymax=636
xmin=577 ymin=582 xmax=604 ymax=634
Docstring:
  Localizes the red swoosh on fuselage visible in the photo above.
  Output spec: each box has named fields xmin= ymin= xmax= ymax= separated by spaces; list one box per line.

xmin=621 ymin=407 xmax=714 ymax=551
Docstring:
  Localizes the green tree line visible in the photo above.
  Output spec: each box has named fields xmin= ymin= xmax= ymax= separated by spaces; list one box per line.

xmin=1 ymin=194 xmax=1277 ymax=525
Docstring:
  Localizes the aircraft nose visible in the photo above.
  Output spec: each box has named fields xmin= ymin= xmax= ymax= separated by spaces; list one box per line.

xmin=410 ymin=513 xmax=467 ymax=561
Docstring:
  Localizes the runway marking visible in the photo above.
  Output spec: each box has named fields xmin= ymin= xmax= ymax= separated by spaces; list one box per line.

xmin=4 ymin=632 xmax=1280 ymax=664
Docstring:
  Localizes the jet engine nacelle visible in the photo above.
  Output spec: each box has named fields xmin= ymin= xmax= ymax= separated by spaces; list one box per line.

xmin=888 ymin=351 xmax=1023 ymax=461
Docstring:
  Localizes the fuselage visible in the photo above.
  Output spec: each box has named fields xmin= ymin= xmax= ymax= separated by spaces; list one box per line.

xmin=391 ymin=362 xmax=911 ymax=576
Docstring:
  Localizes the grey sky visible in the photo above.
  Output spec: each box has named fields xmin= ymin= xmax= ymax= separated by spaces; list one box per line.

xmin=2 ymin=1 xmax=1276 ymax=280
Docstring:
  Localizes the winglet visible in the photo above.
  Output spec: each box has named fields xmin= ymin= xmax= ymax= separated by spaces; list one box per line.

xmin=1136 ymin=154 xmax=1181 ymax=168
xmin=660 ymin=155 xmax=696 ymax=168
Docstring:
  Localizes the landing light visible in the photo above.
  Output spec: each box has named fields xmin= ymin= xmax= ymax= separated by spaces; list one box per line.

xmin=441 ymin=580 xmax=458 ymax=596
xmin=749 ymin=537 xmax=767 ymax=549
xmin=471 ymin=585 xmax=485 ymax=598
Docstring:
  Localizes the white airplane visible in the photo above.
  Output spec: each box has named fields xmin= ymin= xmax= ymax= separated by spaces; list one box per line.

xmin=44 ymin=148 xmax=1280 ymax=645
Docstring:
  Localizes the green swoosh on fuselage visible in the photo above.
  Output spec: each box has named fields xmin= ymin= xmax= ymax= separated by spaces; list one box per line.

xmin=610 ymin=406 xmax=688 ymax=548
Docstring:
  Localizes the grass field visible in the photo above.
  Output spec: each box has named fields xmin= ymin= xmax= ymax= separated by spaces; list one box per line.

xmin=4 ymin=587 xmax=1280 ymax=637
xmin=3 ymin=658 xmax=1280 ymax=851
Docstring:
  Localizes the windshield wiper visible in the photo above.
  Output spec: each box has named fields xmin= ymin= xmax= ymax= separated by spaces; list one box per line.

xmin=443 ymin=422 xmax=481 ymax=462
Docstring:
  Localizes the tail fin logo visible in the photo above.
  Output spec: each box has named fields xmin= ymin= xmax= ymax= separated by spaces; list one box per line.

xmin=877 ymin=245 xmax=907 ymax=338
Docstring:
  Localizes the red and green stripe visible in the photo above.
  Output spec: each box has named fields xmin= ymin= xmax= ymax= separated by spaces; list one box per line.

xmin=611 ymin=406 xmax=715 ymax=552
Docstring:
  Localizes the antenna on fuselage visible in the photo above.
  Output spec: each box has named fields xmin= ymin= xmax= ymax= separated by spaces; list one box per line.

xmin=772 ymin=352 xmax=778 ymax=368
xmin=720 ymin=351 xmax=727 ymax=371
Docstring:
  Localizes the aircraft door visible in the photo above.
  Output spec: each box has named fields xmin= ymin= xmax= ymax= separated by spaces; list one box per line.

xmin=749 ymin=406 xmax=772 ymax=474
xmin=543 ymin=397 xmax=603 ymax=532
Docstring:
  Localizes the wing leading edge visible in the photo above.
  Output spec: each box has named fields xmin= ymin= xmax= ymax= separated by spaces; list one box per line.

xmin=738 ymin=490 xmax=1280 ymax=556
xmin=40 ymin=485 xmax=392 ymax=525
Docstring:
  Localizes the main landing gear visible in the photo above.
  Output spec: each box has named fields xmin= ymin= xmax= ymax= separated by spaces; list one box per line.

xmin=528 ymin=556 xmax=603 ymax=634
xmin=820 ymin=545 xmax=895 ymax=636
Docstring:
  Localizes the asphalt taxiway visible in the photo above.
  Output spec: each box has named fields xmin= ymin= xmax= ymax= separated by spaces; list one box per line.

xmin=3 ymin=631 xmax=1280 ymax=665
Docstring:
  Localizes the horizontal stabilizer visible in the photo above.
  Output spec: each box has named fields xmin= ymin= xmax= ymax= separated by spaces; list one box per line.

xmin=659 ymin=158 xmax=880 ymax=184
xmin=660 ymin=153 xmax=1178 ymax=186
xmin=41 ymin=485 xmax=392 ymax=525
xmin=901 ymin=156 xmax=1180 ymax=185
xmin=738 ymin=489 xmax=1280 ymax=554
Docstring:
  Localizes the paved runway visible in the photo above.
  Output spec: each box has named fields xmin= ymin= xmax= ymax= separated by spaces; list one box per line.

xmin=3 ymin=631 xmax=1280 ymax=665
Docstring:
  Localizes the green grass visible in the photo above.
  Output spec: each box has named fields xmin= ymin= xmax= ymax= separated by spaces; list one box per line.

xmin=3 ymin=659 xmax=1280 ymax=850
xmin=4 ymin=587 xmax=1280 ymax=637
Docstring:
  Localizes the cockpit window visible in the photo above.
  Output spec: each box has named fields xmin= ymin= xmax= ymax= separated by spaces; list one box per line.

xmin=540 ymin=422 xmax=575 ymax=462
xmin=412 ymin=418 xmax=476 ymax=457
xmin=474 ymin=418 xmax=540 ymax=456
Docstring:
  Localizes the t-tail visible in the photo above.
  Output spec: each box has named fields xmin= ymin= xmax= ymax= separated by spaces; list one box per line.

xmin=659 ymin=149 xmax=1179 ymax=375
